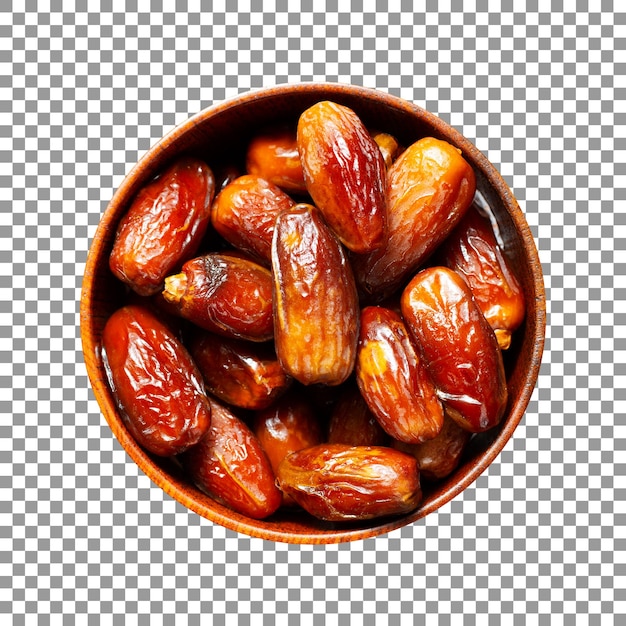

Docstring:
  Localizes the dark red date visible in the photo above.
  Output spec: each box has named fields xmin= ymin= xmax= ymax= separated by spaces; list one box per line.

xmin=110 ymin=157 xmax=215 ymax=296
xmin=253 ymin=393 xmax=323 ymax=506
xmin=211 ymin=174 xmax=296 ymax=264
xmin=182 ymin=397 xmax=282 ymax=519
xmin=297 ymin=101 xmax=387 ymax=253
xmin=392 ymin=411 xmax=472 ymax=481
xmin=101 ymin=304 xmax=212 ymax=456
xmin=189 ymin=331 xmax=291 ymax=410
xmin=401 ymin=266 xmax=508 ymax=433
xmin=162 ymin=253 xmax=274 ymax=342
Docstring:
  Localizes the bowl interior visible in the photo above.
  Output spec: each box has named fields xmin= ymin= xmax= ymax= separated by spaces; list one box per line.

xmin=81 ymin=83 xmax=546 ymax=544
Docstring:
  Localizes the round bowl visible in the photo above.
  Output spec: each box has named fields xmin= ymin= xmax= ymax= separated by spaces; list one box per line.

xmin=80 ymin=83 xmax=546 ymax=544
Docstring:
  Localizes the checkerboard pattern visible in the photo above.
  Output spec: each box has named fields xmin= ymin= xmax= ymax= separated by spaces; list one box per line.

xmin=3 ymin=1 xmax=624 ymax=623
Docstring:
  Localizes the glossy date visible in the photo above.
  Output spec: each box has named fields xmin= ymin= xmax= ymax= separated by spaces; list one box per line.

xmin=109 ymin=157 xmax=215 ymax=296
xmin=211 ymin=174 xmax=296 ymax=264
xmin=297 ymin=100 xmax=387 ymax=253
xmin=271 ymin=204 xmax=359 ymax=386
xmin=356 ymin=306 xmax=444 ymax=444
xmin=245 ymin=126 xmax=308 ymax=194
xmin=392 ymin=411 xmax=472 ymax=481
xmin=438 ymin=205 xmax=525 ymax=349
xmin=352 ymin=137 xmax=476 ymax=300
xmin=182 ymin=397 xmax=282 ymax=519
xmin=162 ymin=252 xmax=274 ymax=342
xmin=401 ymin=266 xmax=508 ymax=433
xmin=189 ymin=331 xmax=291 ymax=410
xmin=101 ymin=304 xmax=212 ymax=456
xmin=276 ymin=444 xmax=422 ymax=521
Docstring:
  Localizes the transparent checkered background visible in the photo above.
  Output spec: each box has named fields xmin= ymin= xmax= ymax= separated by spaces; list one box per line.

xmin=2 ymin=1 xmax=624 ymax=623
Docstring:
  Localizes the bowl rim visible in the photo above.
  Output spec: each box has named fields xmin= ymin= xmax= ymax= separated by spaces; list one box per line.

xmin=80 ymin=81 xmax=546 ymax=544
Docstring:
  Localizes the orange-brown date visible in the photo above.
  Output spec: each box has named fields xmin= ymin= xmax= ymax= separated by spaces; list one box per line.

xmin=109 ymin=157 xmax=215 ymax=296
xmin=276 ymin=444 xmax=422 ymax=521
xmin=101 ymin=304 xmax=212 ymax=457
xmin=162 ymin=253 xmax=274 ymax=342
xmin=352 ymin=137 xmax=476 ymax=300
xmin=272 ymin=204 xmax=359 ymax=386
xmin=245 ymin=127 xmax=307 ymax=194
xmin=189 ymin=331 xmax=291 ymax=410
xmin=297 ymin=101 xmax=387 ymax=253
xmin=211 ymin=174 xmax=296 ymax=264
xmin=182 ymin=397 xmax=282 ymax=519
xmin=392 ymin=412 xmax=472 ymax=481
xmin=401 ymin=266 xmax=508 ymax=433
xmin=253 ymin=393 xmax=324 ymax=506
xmin=438 ymin=206 xmax=525 ymax=350
xmin=356 ymin=306 xmax=444 ymax=444
xmin=327 ymin=385 xmax=388 ymax=447
xmin=372 ymin=131 xmax=402 ymax=169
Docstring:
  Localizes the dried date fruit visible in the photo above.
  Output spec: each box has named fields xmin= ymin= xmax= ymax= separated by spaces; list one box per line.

xmin=245 ymin=126 xmax=307 ymax=194
xmin=253 ymin=393 xmax=323 ymax=505
xmin=372 ymin=131 xmax=402 ymax=169
xmin=401 ymin=266 xmax=508 ymax=433
xmin=162 ymin=253 xmax=274 ymax=342
xmin=297 ymin=101 xmax=387 ymax=253
xmin=109 ymin=157 xmax=215 ymax=296
xmin=182 ymin=397 xmax=282 ymax=519
xmin=356 ymin=306 xmax=444 ymax=444
xmin=352 ymin=136 xmax=476 ymax=300
xmin=101 ymin=304 xmax=211 ymax=457
xmin=211 ymin=174 xmax=296 ymax=264
xmin=189 ymin=330 xmax=291 ymax=410
xmin=438 ymin=205 xmax=525 ymax=349
xmin=327 ymin=385 xmax=388 ymax=447
xmin=392 ymin=412 xmax=471 ymax=481
xmin=272 ymin=204 xmax=359 ymax=386
xmin=276 ymin=444 xmax=422 ymax=521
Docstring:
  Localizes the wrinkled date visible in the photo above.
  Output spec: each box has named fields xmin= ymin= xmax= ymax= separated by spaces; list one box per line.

xmin=401 ymin=266 xmax=508 ymax=433
xmin=211 ymin=174 xmax=296 ymax=265
xmin=393 ymin=412 xmax=472 ymax=481
xmin=272 ymin=204 xmax=359 ymax=386
xmin=253 ymin=393 xmax=324 ymax=506
xmin=101 ymin=304 xmax=212 ymax=457
xmin=438 ymin=205 xmax=526 ymax=350
xmin=352 ymin=136 xmax=476 ymax=300
xmin=110 ymin=157 xmax=215 ymax=296
xmin=276 ymin=444 xmax=422 ymax=522
xmin=182 ymin=397 xmax=282 ymax=519
xmin=246 ymin=126 xmax=308 ymax=194
xmin=356 ymin=306 xmax=444 ymax=444
xmin=297 ymin=101 xmax=387 ymax=254
xmin=189 ymin=331 xmax=291 ymax=410
xmin=162 ymin=252 xmax=274 ymax=342
xmin=254 ymin=393 xmax=323 ymax=473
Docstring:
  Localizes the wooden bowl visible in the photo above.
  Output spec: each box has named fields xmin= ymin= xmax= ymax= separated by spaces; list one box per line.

xmin=80 ymin=83 xmax=546 ymax=544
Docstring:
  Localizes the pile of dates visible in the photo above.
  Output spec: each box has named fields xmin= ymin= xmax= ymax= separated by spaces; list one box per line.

xmin=102 ymin=100 xmax=525 ymax=523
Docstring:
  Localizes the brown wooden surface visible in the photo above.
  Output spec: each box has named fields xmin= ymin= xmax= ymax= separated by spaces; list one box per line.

xmin=80 ymin=83 xmax=546 ymax=544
